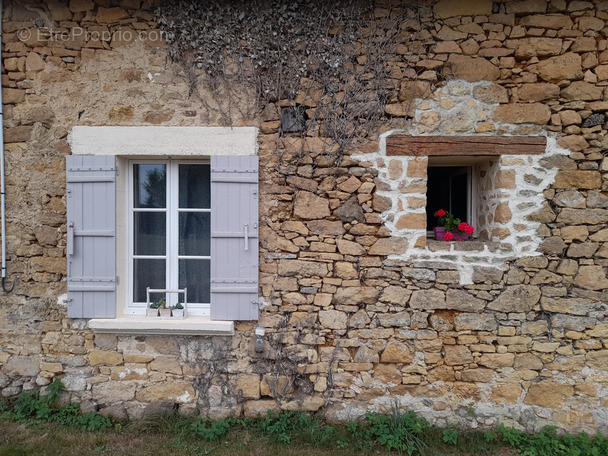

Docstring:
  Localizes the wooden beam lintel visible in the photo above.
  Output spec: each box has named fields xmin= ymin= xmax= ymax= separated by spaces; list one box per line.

xmin=386 ymin=136 xmax=547 ymax=157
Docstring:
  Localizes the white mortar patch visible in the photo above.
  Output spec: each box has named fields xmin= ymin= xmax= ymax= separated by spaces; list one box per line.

xmin=353 ymin=80 xmax=570 ymax=284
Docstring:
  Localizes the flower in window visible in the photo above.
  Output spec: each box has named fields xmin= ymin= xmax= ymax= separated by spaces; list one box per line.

xmin=443 ymin=232 xmax=453 ymax=241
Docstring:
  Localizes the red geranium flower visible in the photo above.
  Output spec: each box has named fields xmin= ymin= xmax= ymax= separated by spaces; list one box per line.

xmin=434 ymin=209 xmax=446 ymax=217
xmin=464 ymin=225 xmax=475 ymax=234
xmin=443 ymin=232 xmax=453 ymax=241
xmin=457 ymin=222 xmax=468 ymax=232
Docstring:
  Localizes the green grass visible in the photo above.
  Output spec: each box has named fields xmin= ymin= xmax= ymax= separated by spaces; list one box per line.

xmin=1 ymin=382 xmax=606 ymax=456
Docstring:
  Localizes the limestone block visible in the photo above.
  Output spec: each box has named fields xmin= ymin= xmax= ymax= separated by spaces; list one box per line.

xmin=373 ymin=364 xmax=401 ymax=384
xmin=318 ymin=310 xmax=347 ymax=330
xmin=353 ymin=346 xmax=379 ymax=363
xmin=473 ymin=84 xmax=509 ymax=103
xmin=567 ymin=242 xmax=598 ymax=258
xmin=278 ymin=259 xmax=328 ymax=277
xmin=574 ymin=265 xmax=608 ymax=291
xmin=110 ymin=366 xmax=148 ymax=381
xmin=243 ymin=400 xmax=280 ymax=417
xmin=149 ymin=357 xmax=182 ymax=375
xmin=554 ymin=171 xmax=601 ymax=189
xmin=586 ymin=350 xmax=608 ymax=370
xmin=96 ymin=7 xmax=129 ymax=22
xmin=505 ymin=0 xmax=547 ymax=14
xmin=88 ymin=350 xmax=123 ymax=366
xmin=520 ymin=14 xmax=573 ymax=29
xmin=306 ymin=220 xmax=344 ymax=235
xmin=93 ymin=381 xmax=137 ymax=403
xmin=380 ymin=285 xmax=412 ymax=306
xmin=396 ymin=213 xmax=426 ymax=230
xmin=69 ymin=0 xmax=94 ymax=13
xmin=524 ymin=381 xmax=574 ymax=408
xmin=493 ymin=103 xmax=551 ymax=125
xmin=136 ymin=383 xmax=196 ymax=403
xmin=486 ymin=285 xmax=541 ymax=313
xmin=445 ymin=289 xmax=486 ymax=312
xmin=434 ymin=0 xmax=492 ymax=17
xmin=561 ymin=81 xmax=603 ymax=101
xmin=368 ymin=237 xmax=408 ymax=255
xmin=294 ymin=191 xmax=330 ymax=220
xmin=25 ymin=52 xmax=44 ymax=72
xmin=536 ymin=53 xmax=583 ymax=82
xmin=409 ymin=289 xmax=445 ymax=309
xmin=427 ymin=365 xmax=455 ymax=383
xmin=377 ymin=311 xmax=411 ymax=327
xmin=444 ymin=345 xmax=473 ymax=366
xmin=447 ymin=55 xmax=500 ymax=82
xmin=490 ymin=384 xmax=522 ymax=404
xmin=333 ymin=287 xmax=378 ymax=305
xmin=4 ymin=356 xmax=40 ymax=376
xmin=514 ymin=353 xmax=544 ymax=370
xmin=454 ymin=313 xmax=498 ymax=331
xmin=236 ymin=374 xmax=261 ymax=399
xmin=380 ymin=341 xmax=413 ymax=363
xmin=478 ymin=353 xmax=515 ymax=368
xmin=461 ymin=368 xmax=494 ymax=383
xmin=336 ymin=239 xmax=365 ymax=256
xmin=336 ymin=176 xmax=360 ymax=194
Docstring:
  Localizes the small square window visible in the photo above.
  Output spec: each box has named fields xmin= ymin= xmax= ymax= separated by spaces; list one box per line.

xmin=426 ymin=165 xmax=472 ymax=232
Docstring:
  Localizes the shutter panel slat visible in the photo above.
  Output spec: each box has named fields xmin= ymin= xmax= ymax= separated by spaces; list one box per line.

xmin=66 ymin=155 xmax=116 ymax=318
xmin=210 ymin=156 xmax=259 ymax=320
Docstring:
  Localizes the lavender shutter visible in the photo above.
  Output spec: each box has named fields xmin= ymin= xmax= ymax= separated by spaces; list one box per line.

xmin=66 ymin=155 xmax=116 ymax=318
xmin=210 ymin=156 xmax=259 ymax=320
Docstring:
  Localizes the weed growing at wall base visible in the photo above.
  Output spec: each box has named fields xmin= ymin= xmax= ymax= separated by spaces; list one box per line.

xmin=1 ymin=384 xmax=608 ymax=456
xmin=0 ymin=379 xmax=111 ymax=431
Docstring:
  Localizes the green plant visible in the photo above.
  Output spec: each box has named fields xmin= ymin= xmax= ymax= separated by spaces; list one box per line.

xmin=1 ymin=379 xmax=111 ymax=431
xmin=190 ymin=417 xmax=231 ymax=441
xmin=150 ymin=298 xmax=166 ymax=309
xmin=365 ymin=409 xmax=428 ymax=455
xmin=171 ymin=302 xmax=184 ymax=310
xmin=442 ymin=425 xmax=458 ymax=446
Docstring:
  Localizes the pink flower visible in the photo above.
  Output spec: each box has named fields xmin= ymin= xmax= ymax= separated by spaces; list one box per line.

xmin=443 ymin=232 xmax=453 ymax=241
xmin=434 ymin=209 xmax=446 ymax=217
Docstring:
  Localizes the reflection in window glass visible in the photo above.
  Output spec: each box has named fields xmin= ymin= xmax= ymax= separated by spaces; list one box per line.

xmin=179 ymin=164 xmax=210 ymax=209
xmin=134 ymin=164 xmax=166 ymax=208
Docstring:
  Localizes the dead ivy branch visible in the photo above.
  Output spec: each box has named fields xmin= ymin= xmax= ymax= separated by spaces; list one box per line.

xmin=158 ymin=0 xmax=439 ymax=163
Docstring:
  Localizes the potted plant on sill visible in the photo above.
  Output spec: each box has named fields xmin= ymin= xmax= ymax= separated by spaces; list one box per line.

xmin=170 ymin=302 xmax=184 ymax=319
xmin=147 ymin=299 xmax=163 ymax=318
xmin=152 ymin=297 xmax=172 ymax=318
xmin=433 ymin=209 xmax=475 ymax=241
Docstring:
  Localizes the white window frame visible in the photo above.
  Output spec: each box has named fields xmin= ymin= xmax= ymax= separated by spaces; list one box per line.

xmin=427 ymin=156 xmax=480 ymax=238
xmin=126 ymin=159 xmax=212 ymax=316
xmin=68 ymin=126 xmax=259 ymax=335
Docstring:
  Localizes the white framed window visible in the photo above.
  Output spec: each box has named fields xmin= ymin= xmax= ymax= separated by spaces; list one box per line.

xmin=128 ymin=160 xmax=211 ymax=316
xmin=65 ymin=127 xmax=260 ymax=328
xmin=426 ymin=156 xmax=480 ymax=236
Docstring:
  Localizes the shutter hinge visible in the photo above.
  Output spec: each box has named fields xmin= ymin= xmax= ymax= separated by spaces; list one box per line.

xmin=116 ymin=276 xmax=120 ymax=285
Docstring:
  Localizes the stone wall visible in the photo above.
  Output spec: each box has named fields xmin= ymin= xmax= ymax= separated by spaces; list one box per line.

xmin=1 ymin=0 xmax=608 ymax=435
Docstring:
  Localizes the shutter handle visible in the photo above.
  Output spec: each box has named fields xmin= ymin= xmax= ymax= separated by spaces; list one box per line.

xmin=68 ymin=222 xmax=74 ymax=255
xmin=244 ymin=223 xmax=249 ymax=251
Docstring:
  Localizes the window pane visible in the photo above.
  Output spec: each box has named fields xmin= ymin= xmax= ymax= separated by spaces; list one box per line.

xmin=179 ymin=259 xmax=210 ymax=303
xmin=179 ymin=164 xmax=210 ymax=209
xmin=133 ymin=259 xmax=165 ymax=302
xmin=179 ymin=212 xmax=210 ymax=256
xmin=134 ymin=212 xmax=166 ymax=255
xmin=134 ymin=164 xmax=166 ymax=208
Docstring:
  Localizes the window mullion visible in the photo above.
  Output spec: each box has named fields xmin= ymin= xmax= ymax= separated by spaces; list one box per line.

xmin=168 ymin=161 xmax=179 ymax=307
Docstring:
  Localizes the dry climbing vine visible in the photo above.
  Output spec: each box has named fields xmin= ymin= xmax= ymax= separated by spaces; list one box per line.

xmin=158 ymin=0 xmax=439 ymax=164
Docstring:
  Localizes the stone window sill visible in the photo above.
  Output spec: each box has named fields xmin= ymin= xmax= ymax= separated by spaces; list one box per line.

xmin=88 ymin=316 xmax=234 ymax=336
xmin=425 ymin=239 xmax=512 ymax=253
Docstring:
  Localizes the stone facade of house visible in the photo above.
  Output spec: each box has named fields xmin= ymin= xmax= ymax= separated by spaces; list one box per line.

xmin=1 ymin=0 xmax=608 ymax=434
